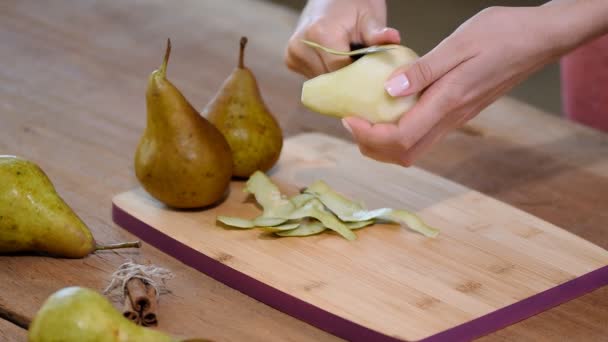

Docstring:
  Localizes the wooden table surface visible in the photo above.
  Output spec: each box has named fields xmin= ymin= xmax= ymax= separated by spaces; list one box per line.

xmin=0 ymin=319 xmax=25 ymax=342
xmin=0 ymin=0 xmax=606 ymax=341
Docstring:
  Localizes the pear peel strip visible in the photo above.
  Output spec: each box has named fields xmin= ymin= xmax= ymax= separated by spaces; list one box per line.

xmin=245 ymin=171 xmax=294 ymax=218
xmin=346 ymin=220 xmax=375 ymax=230
xmin=219 ymin=171 xmax=439 ymax=239
xmin=287 ymin=199 xmax=356 ymax=241
xmin=303 ymin=181 xmax=439 ymax=238
xmin=243 ymin=172 xmax=354 ymax=238
xmin=289 ymin=193 xmax=315 ymax=208
xmin=217 ymin=216 xmax=256 ymax=229
xmin=217 ymin=215 xmax=297 ymax=230
xmin=276 ymin=220 xmax=327 ymax=237
xmin=254 ymin=216 xmax=288 ymax=227
xmin=380 ymin=210 xmax=440 ymax=238
xmin=261 ymin=221 xmax=301 ymax=232
xmin=304 ymin=180 xmax=364 ymax=219
xmin=218 ymin=201 xmax=355 ymax=239
xmin=301 ymin=39 xmax=396 ymax=56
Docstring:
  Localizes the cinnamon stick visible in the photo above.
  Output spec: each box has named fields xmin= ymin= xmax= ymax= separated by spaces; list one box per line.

xmin=126 ymin=277 xmax=150 ymax=312
xmin=122 ymin=295 xmax=140 ymax=324
xmin=141 ymin=283 xmax=158 ymax=327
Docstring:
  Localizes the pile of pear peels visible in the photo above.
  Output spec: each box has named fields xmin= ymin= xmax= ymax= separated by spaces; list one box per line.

xmin=217 ymin=172 xmax=439 ymax=240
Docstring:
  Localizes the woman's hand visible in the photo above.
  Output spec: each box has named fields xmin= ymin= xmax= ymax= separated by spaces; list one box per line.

xmin=285 ymin=0 xmax=400 ymax=78
xmin=343 ymin=3 xmax=603 ymax=166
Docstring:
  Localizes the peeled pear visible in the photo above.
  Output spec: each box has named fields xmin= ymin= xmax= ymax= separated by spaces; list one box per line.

xmin=301 ymin=45 xmax=420 ymax=123
xmin=28 ymin=287 xmax=210 ymax=342
xmin=0 ymin=155 xmax=140 ymax=258
xmin=205 ymin=37 xmax=283 ymax=178
xmin=135 ymin=39 xmax=233 ymax=208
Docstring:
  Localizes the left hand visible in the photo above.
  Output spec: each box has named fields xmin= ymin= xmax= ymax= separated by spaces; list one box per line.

xmin=342 ymin=5 xmax=569 ymax=166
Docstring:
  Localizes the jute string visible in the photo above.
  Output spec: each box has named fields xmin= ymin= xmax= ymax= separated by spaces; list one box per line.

xmin=103 ymin=260 xmax=174 ymax=300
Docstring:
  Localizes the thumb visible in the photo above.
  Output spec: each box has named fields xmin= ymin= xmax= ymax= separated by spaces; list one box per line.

xmin=360 ymin=15 xmax=401 ymax=46
xmin=384 ymin=37 xmax=466 ymax=97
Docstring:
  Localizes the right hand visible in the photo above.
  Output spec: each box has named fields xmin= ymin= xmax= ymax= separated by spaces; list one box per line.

xmin=285 ymin=0 xmax=401 ymax=78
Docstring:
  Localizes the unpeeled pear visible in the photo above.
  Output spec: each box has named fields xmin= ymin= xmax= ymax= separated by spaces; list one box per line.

xmin=0 ymin=155 xmax=140 ymax=258
xmin=28 ymin=287 xmax=207 ymax=342
xmin=135 ymin=39 xmax=233 ymax=208
xmin=301 ymin=45 xmax=419 ymax=124
xmin=205 ymin=37 xmax=283 ymax=178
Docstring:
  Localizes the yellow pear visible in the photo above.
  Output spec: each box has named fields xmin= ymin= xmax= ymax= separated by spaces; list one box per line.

xmin=28 ymin=287 xmax=212 ymax=342
xmin=301 ymin=45 xmax=419 ymax=123
xmin=0 ymin=155 xmax=140 ymax=258
xmin=205 ymin=37 xmax=283 ymax=178
xmin=135 ymin=39 xmax=233 ymax=208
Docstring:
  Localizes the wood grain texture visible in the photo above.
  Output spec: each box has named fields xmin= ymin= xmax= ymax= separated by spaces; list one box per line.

xmin=113 ymin=133 xmax=608 ymax=342
xmin=0 ymin=319 xmax=26 ymax=342
xmin=0 ymin=0 xmax=607 ymax=340
xmin=0 ymin=0 xmax=332 ymax=341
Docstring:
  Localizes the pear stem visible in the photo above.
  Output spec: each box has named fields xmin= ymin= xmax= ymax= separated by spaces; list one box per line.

xmin=95 ymin=241 xmax=142 ymax=251
xmin=159 ymin=38 xmax=172 ymax=77
xmin=238 ymin=36 xmax=247 ymax=69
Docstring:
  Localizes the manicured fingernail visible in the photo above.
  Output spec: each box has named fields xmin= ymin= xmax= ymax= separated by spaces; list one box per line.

xmin=377 ymin=27 xmax=391 ymax=35
xmin=385 ymin=73 xmax=410 ymax=97
xmin=342 ymin=119 xmax=353 ymax=135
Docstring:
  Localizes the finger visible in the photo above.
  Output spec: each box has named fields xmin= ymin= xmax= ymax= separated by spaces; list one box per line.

xmin=384 ymin=36 xmax=476 ymax=97
xmin=285 ymin=35 xmax=325 ymax=78
xmin=357 ymin=11 xmax=401 ymax=46
xmin=400 ymin=121 xmax=455 ymax=167
xmin=362 ymin=24 xmax=401 ymax=46
xmin=394 ymin=54 xmax=506 ymax=165
xmin=343 ymin=117 xmax=407 ymax=163
xmin=343 ymin=117 xmax=401 ymax=150
xmin=399 ymin=107 xmax=470 ymax=166
xmin=360 ymin=145 xmax=403 ymax=164
xmin=284 ymin=50 xmax=312 ymax=78
xmin=392 ymin=58 xmax=473 ymax=151
xmin=401 ymin=86 xmax=490 ymax=166
xmin=347 ymin=62 xmax=472 ymax=164
xmin=298 ymin=53 xmax=325 ymax=79
xmin=367 ymin=27 xmax=401 ymax=46
xmin=286 ymin=51 xmax=322 ymax=79
xmin=299 ymin=42 xmax=331 ymax=78
xmin=306 ymin=24 xmax=352 ymax=73
xmin=406 ymin=77 xmax=504 ymax=165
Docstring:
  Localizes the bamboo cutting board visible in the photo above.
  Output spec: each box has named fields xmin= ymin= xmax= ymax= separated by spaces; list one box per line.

xmin=112 ymin=133 xmax=608 ymax=342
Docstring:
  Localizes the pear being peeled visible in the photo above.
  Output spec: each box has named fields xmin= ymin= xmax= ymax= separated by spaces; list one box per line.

xmin=301 ymin=45 xmax=419 ymax=124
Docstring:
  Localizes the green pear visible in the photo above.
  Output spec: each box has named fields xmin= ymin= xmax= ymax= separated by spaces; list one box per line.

xmin=135 ymin=39 xmax=233 ymax=208
xmin=301 ymin=45 xmax=419 ymax=124
xmin=205 ymin=37 xmax=283 ymax=179
xmin=0 ymin=155 xmax=140 ymax=258
xmin=28 ymin=287 xmax=177 ymax=342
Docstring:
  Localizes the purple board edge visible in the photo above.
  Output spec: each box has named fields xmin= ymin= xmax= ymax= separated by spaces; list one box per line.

xmin=112 ymin=203 xmax=608 ymax=342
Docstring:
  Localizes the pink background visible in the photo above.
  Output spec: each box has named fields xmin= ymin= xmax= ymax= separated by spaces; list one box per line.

xmin=561 ymin=34 xmax=608 ymax=132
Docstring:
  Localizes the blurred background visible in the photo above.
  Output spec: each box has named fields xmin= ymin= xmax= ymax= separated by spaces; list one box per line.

xmin=267 ymin=0 xmax=562 ymax=115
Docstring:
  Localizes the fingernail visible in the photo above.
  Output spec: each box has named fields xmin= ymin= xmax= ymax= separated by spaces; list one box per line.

xmin=385 ymin=73 xmax=410 ymax=97
xmin=341 ymin=119 xmax=353 ymax=135
xmin=377 ymin=27 xmax=390 ymax=35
